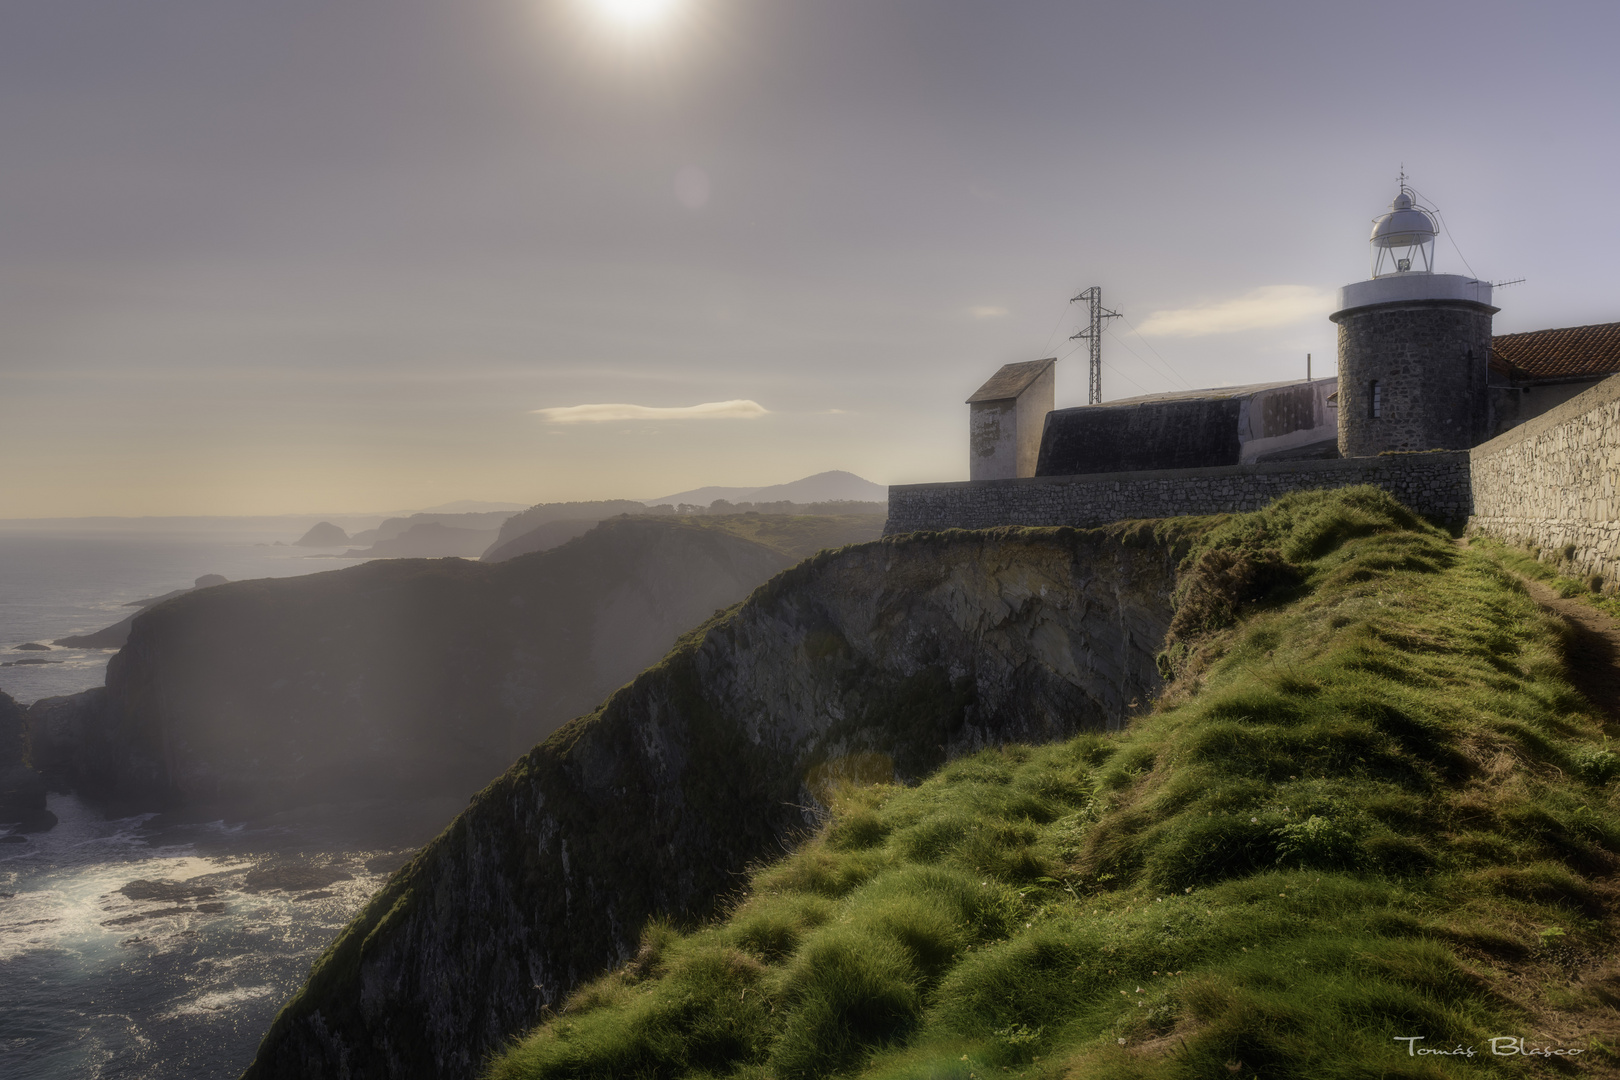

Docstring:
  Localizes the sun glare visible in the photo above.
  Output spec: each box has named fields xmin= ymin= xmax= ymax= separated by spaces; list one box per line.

xmin=586 ymin=0 xmax=680 ymax=33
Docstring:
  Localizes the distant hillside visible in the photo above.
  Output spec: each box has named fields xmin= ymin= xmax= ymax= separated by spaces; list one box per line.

xmin=646 ymin=470 xmax=886 ymax=507
xmin=489 ymin=512 xmax=887 ymax=566
xmin=676 ymin=513 xmax=888 ymax=560
xmin=744 ymin=469 xmax=887 ymax=504
xmin=347 ymin=510 xmax=515 ymax=549
xmin=29 ymin=519 xmax=795 ymax=812
xmin=415 ymin=500 xmax=529 ymax=514
xmin=344 ymin=522 xmax=498 ymax=559
xmin=481 ymin=500 xmax=654 ymax=562
xmin=482 ymin=518 xmax=604 ymax=564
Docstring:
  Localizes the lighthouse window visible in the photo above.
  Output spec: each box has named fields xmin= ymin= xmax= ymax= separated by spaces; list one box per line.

xmin=1368 ymin=380 xmax=1382 ymax=419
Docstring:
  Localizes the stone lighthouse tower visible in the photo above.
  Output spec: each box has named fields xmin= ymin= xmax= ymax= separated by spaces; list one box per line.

xmin=1331 ymin=184 xmax=1497 ymax=457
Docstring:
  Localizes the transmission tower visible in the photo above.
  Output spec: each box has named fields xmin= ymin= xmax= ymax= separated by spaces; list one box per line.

xmin=1070 ymin=286 xmax=1121 ymax=405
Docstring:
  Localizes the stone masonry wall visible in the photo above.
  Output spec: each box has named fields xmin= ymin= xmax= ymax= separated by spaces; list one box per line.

xmin=1468 ymin=373 xmax=1620 ymax=593
xmin=1334 ymin=301 xmax=1494 ymax=457
xmin=886 ymin=453 xmax=1473 ymax=534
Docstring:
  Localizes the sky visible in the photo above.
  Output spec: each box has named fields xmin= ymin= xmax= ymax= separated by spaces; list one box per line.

xmin=3 ymin=0 xmax=1618 ymax=517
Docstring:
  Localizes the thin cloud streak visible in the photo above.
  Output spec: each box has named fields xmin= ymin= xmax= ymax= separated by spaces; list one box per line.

xmin=531 ymin=399 xmax=770 ymax=424
xmin=1137 ymin=286 xmax=1336 ymax=337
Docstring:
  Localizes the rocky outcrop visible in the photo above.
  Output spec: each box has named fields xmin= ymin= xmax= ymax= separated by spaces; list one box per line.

xmin=295 ymin=522 xmax=351 ymax=547
xmin=40 ymin=519 xmax=794 ymax=813
xmin=242 ymin=520 xmax=1199 ymax=1080
xmin=0 ymin=690 xmax=53 ymax=831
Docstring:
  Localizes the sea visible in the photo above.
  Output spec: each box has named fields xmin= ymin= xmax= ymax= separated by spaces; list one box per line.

xmin=0 ymin=526 xmax=461 ymax=1079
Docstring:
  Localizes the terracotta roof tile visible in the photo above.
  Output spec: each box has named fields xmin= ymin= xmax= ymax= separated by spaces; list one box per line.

xmin=1492 ymin=321 xmax=1620 ymax=382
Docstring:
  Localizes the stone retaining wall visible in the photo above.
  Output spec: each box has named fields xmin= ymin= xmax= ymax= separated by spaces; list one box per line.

xmin=885 ymin=453 xmax=1474 ymax=534
xmin=1468 ymin=373 xmax=1620 ymax=592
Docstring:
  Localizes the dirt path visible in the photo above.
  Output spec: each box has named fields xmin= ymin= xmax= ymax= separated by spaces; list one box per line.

xmin=1520 ymin=577 xmax=1620 ymax=726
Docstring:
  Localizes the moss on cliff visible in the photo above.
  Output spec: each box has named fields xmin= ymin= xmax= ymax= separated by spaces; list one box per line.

xmin=486 ymin=488 xmax=1620 ymax=1079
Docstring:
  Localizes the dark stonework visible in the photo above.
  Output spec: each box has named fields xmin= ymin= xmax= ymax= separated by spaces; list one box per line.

xmin=887 ymin=452 xmax=1474 ymax=535
xmin=1333 ymin=300 xmax=1495 ymax=457
xmin=1036 ymin=398 xmax=1243 ymax=476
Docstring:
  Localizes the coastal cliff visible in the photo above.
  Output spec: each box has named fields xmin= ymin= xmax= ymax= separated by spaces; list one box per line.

xmin=242 ymin=520 xmax=1200 ymax=1080
xmin=31 ymin=518 xmax=795 ymax=812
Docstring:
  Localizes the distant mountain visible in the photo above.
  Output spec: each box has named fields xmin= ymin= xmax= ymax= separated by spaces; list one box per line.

xmin=744 ymin=470 xmax=887 ymax=504
xmin=644 ymin=470 xmax=887 ymax=507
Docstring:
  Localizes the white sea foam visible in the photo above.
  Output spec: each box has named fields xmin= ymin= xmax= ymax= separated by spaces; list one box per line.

xmin=160 ymin=984 xmax=276 ymax=1019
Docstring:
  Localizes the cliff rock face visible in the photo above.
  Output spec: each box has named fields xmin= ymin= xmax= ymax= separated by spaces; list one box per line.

xmin=41 ymin=519 xmax=793 ymax=813
xmin=242 ymin=522 xmax=1195 ymax=1080
xmin=0 ymin=689 xmax=52 ymax=831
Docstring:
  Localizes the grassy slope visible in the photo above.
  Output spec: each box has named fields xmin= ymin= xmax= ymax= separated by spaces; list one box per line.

xmin=1469 ymin=535 xmax=1620 ymax=620
xmin=487 ymin=488 xmax=1620 ymax=1080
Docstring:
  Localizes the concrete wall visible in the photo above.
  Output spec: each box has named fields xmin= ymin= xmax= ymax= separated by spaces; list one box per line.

xmin=1241 ymin=379 xmax=1338 ymax=462
xmin=1469 ymin=373 xmax=1620 ymax=591
xmin=1037 ymin=398 xmax=1244 ymax=476
xmin=969 ymin=365 xmax=1054 ymax=481
xmin=887 ymin=452 xmax=1473 ymax=534
xmin=969 ymin=399 xmax=1020 ymax=481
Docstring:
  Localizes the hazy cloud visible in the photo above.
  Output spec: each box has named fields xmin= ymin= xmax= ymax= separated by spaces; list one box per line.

xmin=531 ymin=399 xmax=769 ymax=423
xmin=1137 ymin=286 xmax=1336 ymax=337
xmin=968 ymin=305 xmax=1010 ymax=319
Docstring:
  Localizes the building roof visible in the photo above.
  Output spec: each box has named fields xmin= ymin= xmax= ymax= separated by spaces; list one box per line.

xmin=966 ymin=358 xmax=1057 ymax=404
xmin=1096 ymin=377 xmax=1333 ymax=408
xmin=1492 ymin=321 xmax=1620 ymax=382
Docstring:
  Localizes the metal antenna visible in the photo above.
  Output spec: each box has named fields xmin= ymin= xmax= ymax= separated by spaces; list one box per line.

xmin=1070 ymin=286 xmax=1122 ymax=405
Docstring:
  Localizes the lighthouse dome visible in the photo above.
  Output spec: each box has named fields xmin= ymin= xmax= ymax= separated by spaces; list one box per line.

xmin=1371 ymin=191 xmax=1437 ymax=249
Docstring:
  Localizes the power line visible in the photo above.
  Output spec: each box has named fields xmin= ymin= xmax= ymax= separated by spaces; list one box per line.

xmin=1100 ymin=359 xmax=1149 ymax=396
xmin=1037 ymin=294 xmax=1079 ymax=357
xmin=1105 ymin=327 xmax=1193 ymax=394
xmin=1115 ymin=312 xmax=1199 ymax=391
xmin=1405 ymin=184 xmax=1479 ymax=280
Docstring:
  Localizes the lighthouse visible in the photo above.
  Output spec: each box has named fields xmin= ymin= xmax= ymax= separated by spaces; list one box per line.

xmin=1331 ymin=184 xmax=1497 ymax=456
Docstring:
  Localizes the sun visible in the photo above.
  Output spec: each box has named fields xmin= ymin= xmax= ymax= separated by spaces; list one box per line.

xmin=585 ymin=0 xmax=681 ymax=33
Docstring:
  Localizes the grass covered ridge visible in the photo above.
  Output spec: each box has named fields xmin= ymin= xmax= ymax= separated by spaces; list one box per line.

xmin=487 ymin=488 xmax=1620 ymax=1080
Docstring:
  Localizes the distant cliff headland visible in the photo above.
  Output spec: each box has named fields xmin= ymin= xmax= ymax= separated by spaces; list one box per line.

xmin=21 ymin=511 xmax=882 ymax=815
